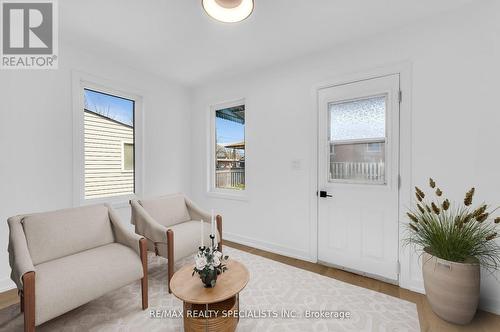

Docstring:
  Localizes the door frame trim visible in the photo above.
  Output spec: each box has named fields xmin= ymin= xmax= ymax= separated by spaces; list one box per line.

xmin=309 ymin=61 xmax=416 ymax=290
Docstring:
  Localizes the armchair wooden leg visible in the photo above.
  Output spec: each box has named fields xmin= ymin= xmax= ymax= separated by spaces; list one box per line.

xmin=139 ymin=238 xmax=148 ymax=310
xmin=216 ymin=215 xmax=223 ymax=253
xmin=20 ymin=290 xmax=24 ymax=313
xmin=22 ymin=271 xmax=35 ymax=332
xmin=167 ymin=229 xmax=174 ymax=294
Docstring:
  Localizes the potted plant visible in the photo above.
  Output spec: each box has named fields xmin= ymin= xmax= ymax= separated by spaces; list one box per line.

xmin=404 ymin=179 xmax=500 ymax=324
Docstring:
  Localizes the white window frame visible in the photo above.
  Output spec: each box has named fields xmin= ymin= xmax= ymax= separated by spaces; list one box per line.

xmin=72 ymin=71 xmax=144 ymax=208
xmin=121 ymin=140 xmax=134 ymax=172
xmin=207 ymin=98 xmax=247 ymax=200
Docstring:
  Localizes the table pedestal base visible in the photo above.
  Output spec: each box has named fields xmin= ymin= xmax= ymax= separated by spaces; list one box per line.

xmin=183 ymin=294 xmax=239 ymax=332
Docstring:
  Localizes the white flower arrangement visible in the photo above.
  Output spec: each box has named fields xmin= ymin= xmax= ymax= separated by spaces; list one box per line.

xmin=192 ymin=245 xmax=228 ymax=287
xmin=195 ymin=254 xmax=208 ymax=270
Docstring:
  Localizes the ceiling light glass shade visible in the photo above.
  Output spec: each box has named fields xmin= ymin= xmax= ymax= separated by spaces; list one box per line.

xmin=202 ymin=0 xmax=254 ymax=23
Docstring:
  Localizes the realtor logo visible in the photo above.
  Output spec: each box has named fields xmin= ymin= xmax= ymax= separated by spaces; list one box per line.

xmin=1 ymin=0 xmax=58 ymax=69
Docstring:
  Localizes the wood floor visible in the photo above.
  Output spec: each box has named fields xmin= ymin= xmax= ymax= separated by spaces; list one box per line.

xmin=1 ymin=240 xmax=499 ymax=332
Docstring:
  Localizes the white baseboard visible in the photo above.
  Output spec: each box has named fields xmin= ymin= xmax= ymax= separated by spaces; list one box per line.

xmin=0 ymin=278 xmax=15 ymax=293
xmin=399 ymin=279 xmax=425 ymax=295
xmin=480 ymin=296 xmax=500 ymax=315
xmin=224 ymin=232 xmax=315 ymax=263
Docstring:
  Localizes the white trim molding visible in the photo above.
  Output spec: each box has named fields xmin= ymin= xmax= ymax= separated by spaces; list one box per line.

xmin=72 ymin=70 xmax=144 ymax=208
xmin=480 ymin=295 xmax=500 ymax=316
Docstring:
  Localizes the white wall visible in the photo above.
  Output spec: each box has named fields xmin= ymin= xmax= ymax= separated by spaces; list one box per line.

xmin=190 ymin=1 xmax=500 ymax=314
xmin=0 ymin=43 xmax=192 ymax=291
xmin=1 ymin=0 xmax=499 ymax=316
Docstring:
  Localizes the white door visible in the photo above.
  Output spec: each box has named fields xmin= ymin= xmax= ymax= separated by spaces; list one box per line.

xmin=317 ymin=74 xmax=400 ymax=281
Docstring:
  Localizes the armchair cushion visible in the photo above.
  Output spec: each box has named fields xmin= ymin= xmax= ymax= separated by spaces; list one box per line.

xmin=139 ymin=194 xmax=191 ymax=227
xmin=22 ymin=205 xmax=114 ymax=265
xmin=34 ymin=243 xmax=143 ymax=325
xmin=156 ymin=220 xmax=220 ymax=261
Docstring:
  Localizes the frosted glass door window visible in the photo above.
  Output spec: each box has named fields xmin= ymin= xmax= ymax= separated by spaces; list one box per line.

xmin=329 ymin=95 xmax=387 ymax=183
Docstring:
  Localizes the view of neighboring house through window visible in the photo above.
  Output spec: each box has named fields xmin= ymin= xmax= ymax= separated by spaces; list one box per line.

xmin=329 ymin=95 xmax=386 ymax=184
xmin=84 ymin=89 xmax=135 ymax=199
xmin=215 ymin=104 xmax=245 ymax=190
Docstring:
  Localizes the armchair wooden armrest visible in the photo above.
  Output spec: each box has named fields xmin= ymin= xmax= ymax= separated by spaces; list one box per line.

xmin=139 ymin=238 xmax=148 ymax=310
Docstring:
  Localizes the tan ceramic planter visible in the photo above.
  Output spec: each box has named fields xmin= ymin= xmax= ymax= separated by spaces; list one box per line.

xmin=422 ymin=249 xmax=480 ymax=325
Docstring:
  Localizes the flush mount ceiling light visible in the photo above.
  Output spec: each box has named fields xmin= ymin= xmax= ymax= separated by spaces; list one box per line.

xmin=202 ymin=0 xmax=254 ymax=23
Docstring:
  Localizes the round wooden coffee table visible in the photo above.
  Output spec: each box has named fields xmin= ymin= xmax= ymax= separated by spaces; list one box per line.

xmin=170 ymin=259 xmax=249 ymax=332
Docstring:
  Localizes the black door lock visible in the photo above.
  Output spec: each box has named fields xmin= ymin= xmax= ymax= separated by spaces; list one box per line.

xmin=318 ymin=190 xmax=332 ymax=198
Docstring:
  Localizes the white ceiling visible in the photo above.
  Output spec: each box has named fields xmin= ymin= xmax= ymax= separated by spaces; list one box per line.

xmin=60 ymin=0 xmax=475 ymax=86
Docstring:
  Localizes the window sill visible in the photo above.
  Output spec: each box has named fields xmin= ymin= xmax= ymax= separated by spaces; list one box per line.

xmin=206 ymin=190 xmax=248 ymax=201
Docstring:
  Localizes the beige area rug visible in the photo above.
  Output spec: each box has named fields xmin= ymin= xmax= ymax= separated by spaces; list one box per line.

xmin=0 ymin=247 xmax=419 ymax=331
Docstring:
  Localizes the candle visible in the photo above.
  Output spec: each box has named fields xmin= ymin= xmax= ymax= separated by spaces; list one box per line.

xmin=211 ymin=209 xmax=215 ymax=236
xmin=200 ymin=219 xmax=204 ymax=247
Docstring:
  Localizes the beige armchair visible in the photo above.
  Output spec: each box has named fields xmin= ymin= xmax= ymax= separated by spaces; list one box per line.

xmin=130 ymin=193 xmax=222 ymax=292
xmin=7 ymin=204 xmax=148 ymax=332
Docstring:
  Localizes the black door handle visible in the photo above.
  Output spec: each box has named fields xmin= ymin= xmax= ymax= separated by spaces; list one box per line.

xmin=318 ymin=190 xmax=332 ymax=198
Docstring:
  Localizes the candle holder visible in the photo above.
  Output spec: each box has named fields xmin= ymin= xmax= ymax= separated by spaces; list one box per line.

xmin=209 ymin=234 xmax=216 ymax=249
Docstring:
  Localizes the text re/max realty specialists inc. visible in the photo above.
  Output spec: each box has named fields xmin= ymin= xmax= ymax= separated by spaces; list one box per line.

xmin=150 ymin=309 xmax=352 ymax=320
